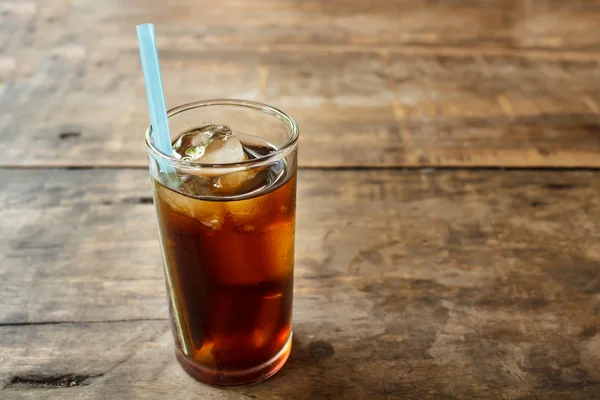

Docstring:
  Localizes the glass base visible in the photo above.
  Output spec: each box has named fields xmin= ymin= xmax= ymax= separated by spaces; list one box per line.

xmin=175 ymin=333 xmax=292 ymax=386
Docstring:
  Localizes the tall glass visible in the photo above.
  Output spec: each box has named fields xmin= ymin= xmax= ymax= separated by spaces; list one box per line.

xmin=145 ymin=100 xmax=298 ymax=386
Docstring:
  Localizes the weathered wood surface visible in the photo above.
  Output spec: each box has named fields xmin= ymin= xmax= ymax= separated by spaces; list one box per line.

xmin=3 ymin=0 xmax=600 ymax=398
xmin=2 ymin=168 xmax=600 ymax=398
xmin=2 ymin=0 xmax=600 ymax=167
xmin=6 ymin=0 xmax=600 ymax=52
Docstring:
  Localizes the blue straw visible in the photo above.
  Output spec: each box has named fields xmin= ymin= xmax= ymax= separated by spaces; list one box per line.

xmin=136 ymin=23 xmax=175 ymax=174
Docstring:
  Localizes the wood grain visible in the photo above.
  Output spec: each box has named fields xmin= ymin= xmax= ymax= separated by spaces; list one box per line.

xmin=6 ymin=0 xmax=600 ymax=52
xmin=2 ymin=48 xmax=600 ymax=167
xmin=2 ymin=0 xmax=600 ymax=168
xmin=3 ymin=1 xmax=600 ymax=397
xmin=1 ymin=168 xmax=599 ymax=398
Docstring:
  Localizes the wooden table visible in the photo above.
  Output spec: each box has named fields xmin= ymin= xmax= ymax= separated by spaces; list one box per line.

xmin=2 ymin=1 xmax=599 ymax=399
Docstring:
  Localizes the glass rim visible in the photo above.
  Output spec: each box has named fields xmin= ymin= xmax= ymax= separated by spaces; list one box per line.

xmin=145 ymin=99 xmax=299 ymax=170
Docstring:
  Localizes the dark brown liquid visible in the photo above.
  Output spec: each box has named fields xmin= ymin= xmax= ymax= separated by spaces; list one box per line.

xmin=153 ymin=154 xmax=295 ymax=385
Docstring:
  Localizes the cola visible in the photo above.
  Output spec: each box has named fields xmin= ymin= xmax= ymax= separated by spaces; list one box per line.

xmin=152 ymin=127 xmax=296 ymax=385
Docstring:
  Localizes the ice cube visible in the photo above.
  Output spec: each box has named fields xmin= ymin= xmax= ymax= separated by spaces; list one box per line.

xmin=172 ymin=126 xmax=218 ymax=160
xmin=257 ymin=221 xmax=295 ymax=282
xmin=172 ymin=125 xmax=245 ymax=165
xmin=193 ymin=341 xmax=216 ymax=369
xmin=201 ymin=132 xmax=245 ymax=165
xmin=225 ymin=195 xmax=270 ymax=230
xmin=179 ymin=176 xmax=213 ymax=197
xmin=156 ymin=183 xmax=225 ymax=230
xmin=199 ymin=220 xmax=294 ymax=287
xmin=226 ymin=172 xmax=295 ymax=230
xmin=250 ymin=288 xmax=284 ymax=349
xmin=210 ymin=169 xmax=263 ymax=196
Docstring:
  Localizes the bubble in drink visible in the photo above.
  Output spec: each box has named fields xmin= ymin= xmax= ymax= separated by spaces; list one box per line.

xmin=153 ymin=126 xmax=296 ymax=384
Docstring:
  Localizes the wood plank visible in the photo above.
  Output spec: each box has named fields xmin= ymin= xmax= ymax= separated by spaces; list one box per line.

xmin=2 ymin=48 xmax=600 ymax=168
xmin=3 ymin=0 xmax=600 ymax=168
xmin=0 ymin=169 xmax=166 ymax=323
xmin=1 ymin=168 xmax=600 ymax=398
xmin=3 ymin=317 xmax=599 ymax=400
xmin=0 ymin=321 xmax=170 ymax=390
xmin=264 ymin=51 xmax=600 ymax=167
xmin=6 ymin=0 xmax=600 ymax=53
xmin=0 ymin=0 xmax=74 ymax=82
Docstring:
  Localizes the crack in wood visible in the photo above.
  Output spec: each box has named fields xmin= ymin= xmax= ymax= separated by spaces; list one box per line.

xmin=6 ymin=373 xmax=99 ymax=389
xmin=544 ymin=182 xmax=577 ymax=190
xmin=58 ymin=132 xmax=81 ymax=140
xmin=122 ymin=197 xmax=154 ymax=205
xmin=0 ymin=318 xmax=168 ymax=327
xmin=3 ymin=324 xmax=171 ymax=391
